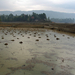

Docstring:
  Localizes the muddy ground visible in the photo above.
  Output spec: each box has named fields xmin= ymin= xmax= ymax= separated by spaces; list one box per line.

xmin=0 ymin=27 xmax=75 ymax=75
xmin=0 ymin=22 xmax=75 ymax=33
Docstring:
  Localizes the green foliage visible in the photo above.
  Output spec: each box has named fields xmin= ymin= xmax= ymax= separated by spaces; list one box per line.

xmin=0 ymin=12 xmax=51 ymax=22
xmin=0 ymin=17 xmax=1 ymax=22
xmin=0 ymin=19 xmax=1 ymax=22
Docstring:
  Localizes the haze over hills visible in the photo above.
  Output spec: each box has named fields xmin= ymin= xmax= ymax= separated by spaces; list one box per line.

xmin=0 ymin=10 xmax=75 ymax=19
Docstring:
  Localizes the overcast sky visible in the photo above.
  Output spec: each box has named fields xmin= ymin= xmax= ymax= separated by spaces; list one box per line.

xmin=0 ymin=0 xmax=75 ymax=13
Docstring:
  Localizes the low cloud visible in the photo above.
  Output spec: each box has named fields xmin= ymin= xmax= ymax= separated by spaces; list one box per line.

xmin=0 ymin=0 xmax=75 ymax=13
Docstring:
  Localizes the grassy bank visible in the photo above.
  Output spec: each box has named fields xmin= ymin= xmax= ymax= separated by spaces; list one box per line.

xmin=47 ymin=23 xmax=75 ymax=33
xmin=0 ymin=22 xmax=45 ymax=28
xmin=0 ymin=22 xmax=75 ymax=33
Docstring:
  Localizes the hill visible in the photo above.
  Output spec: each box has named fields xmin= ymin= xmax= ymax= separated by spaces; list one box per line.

xmin=0 ymin=10 xmax=75 ymax=19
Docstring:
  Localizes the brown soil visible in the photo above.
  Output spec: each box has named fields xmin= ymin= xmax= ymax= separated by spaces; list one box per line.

xmin=0 ymin=22 xmax=75 ymax=33
xmin=47 ymin=23 xmax=75 ymax=33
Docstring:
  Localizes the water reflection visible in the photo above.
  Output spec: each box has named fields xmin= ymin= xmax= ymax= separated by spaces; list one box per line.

xmin=0 ymin=27 xmax=75 ymax=75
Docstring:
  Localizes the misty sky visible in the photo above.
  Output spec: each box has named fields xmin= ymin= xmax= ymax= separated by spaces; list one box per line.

xmin=0 ymin=0 xmax=75 ymax=13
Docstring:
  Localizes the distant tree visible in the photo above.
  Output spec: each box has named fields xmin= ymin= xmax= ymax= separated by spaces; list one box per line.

xmin=0 ymin=18 xmax=1 ymax=22
xmin=38 ymin=13 xmax=46 ymax=21
xmin=0 ymin=12 xmax=52 ymax=22
xmin=8 ymin=14 xmax=14 ymax=22
xmin=51 ymin=18 xmax=74 ymax=23
xmin=47 ymin=17 xmax=50 ymax=21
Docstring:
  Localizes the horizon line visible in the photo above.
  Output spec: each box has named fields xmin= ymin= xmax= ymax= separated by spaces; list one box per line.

xmin=0 ymin=10 xmax=75 ymax=14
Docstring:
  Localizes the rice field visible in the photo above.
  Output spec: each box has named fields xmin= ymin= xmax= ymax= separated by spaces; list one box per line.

xmin=0 ymin=27 xmax=75 ymax=75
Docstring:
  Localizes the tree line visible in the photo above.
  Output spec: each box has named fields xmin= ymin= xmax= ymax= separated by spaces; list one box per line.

xmin=51 ymin=18 xmax=74 ymax=23
xmin=0 ymin=12 xmax=51 ymax=22
xmin=0 ymin=12 xmax=74 ymax=23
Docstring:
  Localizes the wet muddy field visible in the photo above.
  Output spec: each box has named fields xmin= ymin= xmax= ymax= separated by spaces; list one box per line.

xmin=0 ymin=27 xmax=75 ymax=75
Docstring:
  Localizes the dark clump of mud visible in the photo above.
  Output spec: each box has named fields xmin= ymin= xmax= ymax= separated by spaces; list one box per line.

xmin=56 ymin=38 xmax=60 ymax=40
xmin=28 ymin=37 xmax=30 ymax=38
xmin=11 ymin=40 xmax=15 ymax=41
xmin=51 ymin=68 xmax=54 ymax=70
xmin=4 ymin=43 xmax=8 ymax=45
xmin=38 ymin=37 xmax=41 ymax=38
xmin=47 ymin=39 xmax=49 ymax=41
xmin=17 ymin=38 xmax=19 ymax=39
xmin=19 ymin=41 xmax=23 ymax=44
xmin=36 ymin=39 xmax=39 ymax=41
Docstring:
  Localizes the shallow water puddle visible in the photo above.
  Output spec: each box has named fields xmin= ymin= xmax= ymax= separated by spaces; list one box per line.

xmin=0 ymin=27 xmax=75 ymax=75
